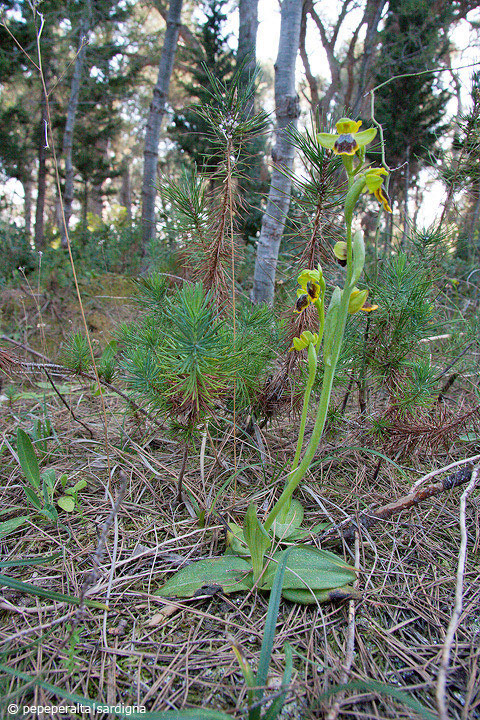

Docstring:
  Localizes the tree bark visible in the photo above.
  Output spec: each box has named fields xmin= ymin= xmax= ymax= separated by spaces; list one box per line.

xmin=141 ymin=0 xmax=183 ymax=258
xmin=238 ymin=0 xmax=258 ymax=82
xmin=251 ymin=0 xmax=302 ymax=305
xmin=61 ymin=0 xmax=93 ymax=244
xmin=23 ymin=174 xmax=33 ymax=238
xmin=119 ymin=162 xmax=132 ymax=222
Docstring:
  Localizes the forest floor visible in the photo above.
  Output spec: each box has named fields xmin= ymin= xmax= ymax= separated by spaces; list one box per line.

xmin=0 ymin=275 xmax=479 ymax=720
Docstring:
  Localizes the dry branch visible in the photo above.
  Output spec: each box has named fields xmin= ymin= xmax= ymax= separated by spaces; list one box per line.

xmin=320 ymin=463 xmax=475 ymax=542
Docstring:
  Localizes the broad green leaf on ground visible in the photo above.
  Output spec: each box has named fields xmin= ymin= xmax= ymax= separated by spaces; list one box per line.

xmin=155 ymin=556 xmax=252 ymax=597
xmin=16 ymin=428 xmax=41 ymax=488
xmin=58 ymin=496 xmax=76 ymax=512
xmin=226 ymin=523 xmax=250 ymax=557
xmin=260 ymin=545 xmax=356 ymax=593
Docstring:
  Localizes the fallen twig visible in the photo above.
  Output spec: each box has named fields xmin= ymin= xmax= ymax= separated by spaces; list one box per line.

xmin=44 ymin=366 xmax=95 ymax=438
xmin=319 ymin=463 xmax=475 ymax=542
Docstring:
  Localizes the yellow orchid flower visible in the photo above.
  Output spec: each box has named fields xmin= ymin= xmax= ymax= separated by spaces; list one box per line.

xmin=294 ymin=268 xmax=325 ymax=313
xmin=365 ymin=168 xmax=392 ymax=213
xmin=318 ymin=118 xmax=377 ymax=156
xmin=348 ymin=288 xmax=378 ymax=314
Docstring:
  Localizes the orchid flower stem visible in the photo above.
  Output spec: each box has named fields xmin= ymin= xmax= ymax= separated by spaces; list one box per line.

xmin=264 ymin=219 xmax=357 ymax=534
xmin=291 ymin=293 xmax=325 ymax=477
xmin=291 ymin=347 xmax=317 ymax=474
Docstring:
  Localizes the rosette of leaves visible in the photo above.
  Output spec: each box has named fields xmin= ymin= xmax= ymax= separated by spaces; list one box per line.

xmin=156 ymin=504 xmax=357 ymax=604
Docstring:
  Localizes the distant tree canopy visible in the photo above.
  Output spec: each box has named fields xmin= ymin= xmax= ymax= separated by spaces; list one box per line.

xmin=0 ymin=0 xmax=479 ymax=266
xmin=370 ymin=0 xmax=453 ymax=198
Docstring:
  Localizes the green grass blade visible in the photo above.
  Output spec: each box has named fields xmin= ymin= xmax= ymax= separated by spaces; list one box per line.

xmin=316 ymin=679 xmax=437 ymax=719
xmin=0 ymin=552 xmax=63 ymax=569
xmin=251 ymin=548 xmax=292 ymax=720
xmin=262 ymin=642 xmax=293 ymax=720
xmin=0 ymin=575 xmax=107 ymax=610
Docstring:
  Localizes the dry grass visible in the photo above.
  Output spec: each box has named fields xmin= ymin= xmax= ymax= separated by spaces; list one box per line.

xmin=1 ymin=287 xmax=479 ymax=720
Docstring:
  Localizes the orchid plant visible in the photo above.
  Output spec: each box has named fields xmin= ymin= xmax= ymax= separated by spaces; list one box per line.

xmin=157 ymin=118 xmax=392 ymax=604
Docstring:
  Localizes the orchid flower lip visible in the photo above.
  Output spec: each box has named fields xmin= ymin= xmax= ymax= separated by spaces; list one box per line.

xmin=317 ymin=118 xmax=377 ymax=156
xmin=294 ymin=267 xmax=325 ymax=313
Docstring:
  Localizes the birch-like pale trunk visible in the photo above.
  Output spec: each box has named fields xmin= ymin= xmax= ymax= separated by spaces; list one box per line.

xmin=61 ymin=0 xmax=92 ymax=244
xmin=251 ymin=0 xmax=302 ymax=305
xmin=141 ymin=0 xmax=183 ymax=258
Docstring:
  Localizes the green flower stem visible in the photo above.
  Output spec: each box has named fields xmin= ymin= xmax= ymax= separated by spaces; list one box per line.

xmin=315 ymin=292 xmax=325 ymax=354
xmin=346 ymin=222 xmax=353 ymax=269
xmin=291 ymin=343 xmax=317 ymax=473
xmin=265 ymin=171 xmax=367 ymax=534
xmin=264 ymin=275 xmax=355 ymax=534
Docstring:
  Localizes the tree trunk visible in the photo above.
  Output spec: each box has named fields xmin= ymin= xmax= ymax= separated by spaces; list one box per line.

xmin=61 ymin=0 xmax=93 ymax=244
xmin=238 ymin=0 xmax=258 ymax=84
xmin=141 ymin=0 xmax=183 ymax=258
xmin=352 ymin=0 xmax=386 ymax=116
xmin=119 ymin=162 xmax=132 ymax=222
xmin=23 ymin=175 xmax=33 ymax=238
xmin=299 ymin=2 xmax=319 ymax=111
xmin=251 ymin=0 xmax=302 ymax=305
xmin=34 ymin=87 xmax=48 ymax=250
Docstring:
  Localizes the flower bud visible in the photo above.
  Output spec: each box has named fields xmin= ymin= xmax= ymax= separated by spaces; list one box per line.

xmin=333 ymin=241 xmax=347 ymax=266
xmin=348 ymin=288 xmax=369 ymax=314
xmin=352 ymin=229 xmax=365 ymax=284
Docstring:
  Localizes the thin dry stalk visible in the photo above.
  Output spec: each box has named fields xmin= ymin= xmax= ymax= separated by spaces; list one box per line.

xmin=436 ymin=461 xmax=480 ymax=720
xmin=76 ymin=472 xmax=128 ymax=619
xmin=326 ymin=531 xmax=360 ymax=720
